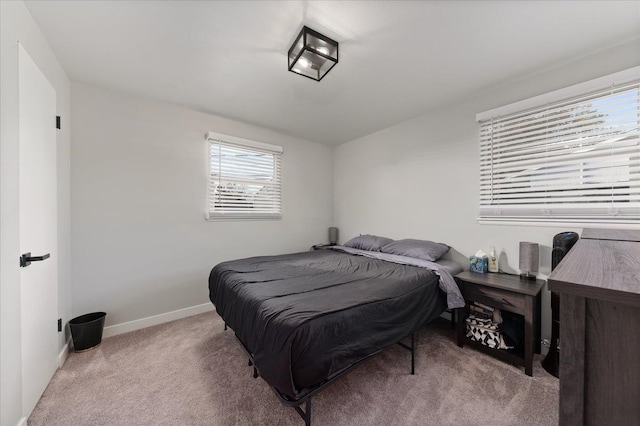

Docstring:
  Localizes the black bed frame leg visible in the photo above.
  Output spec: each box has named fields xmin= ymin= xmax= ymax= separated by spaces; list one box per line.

xmin=224 ymin=323 xmax=227 ymax=331
xmin=247 ymin=356 xmax=258 ymax=378
xmin=396 ymin=332 xmax=417 ymax=375
xmin=305 ymin=399 xmax=312 ymax=426
xmin=294 ymin=398 xmax=312 ymax=426
xmin=411 ymin=332 xmax=415 ymax=375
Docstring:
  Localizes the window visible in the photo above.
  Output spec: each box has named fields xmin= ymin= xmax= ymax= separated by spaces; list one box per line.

xmin=205 ymin=132 xmax=282 ymax=220
xmin=477 ymin=67 xmax=639 ymax=224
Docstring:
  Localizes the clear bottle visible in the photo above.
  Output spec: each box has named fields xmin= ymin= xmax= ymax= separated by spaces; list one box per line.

xmin=489 ymin=246 xmax=499 ymax=272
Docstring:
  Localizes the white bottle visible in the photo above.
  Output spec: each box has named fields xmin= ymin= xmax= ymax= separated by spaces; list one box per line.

xmin=489 ymin=246 xmax=499 ymax=273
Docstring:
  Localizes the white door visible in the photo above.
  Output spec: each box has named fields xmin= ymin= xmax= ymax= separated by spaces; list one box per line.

xmin=18 ymin=43 xmax=58 ymax=418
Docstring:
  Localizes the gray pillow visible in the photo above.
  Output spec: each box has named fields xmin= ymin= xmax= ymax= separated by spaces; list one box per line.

xmin=343 ymin=234 xmax=394 ymax=252
xmin=380 ymin=238 xmax=450 ymax=261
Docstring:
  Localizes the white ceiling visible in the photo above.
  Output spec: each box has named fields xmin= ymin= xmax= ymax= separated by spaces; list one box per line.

xmin=25 ymin=1 xmax=640 ymax=145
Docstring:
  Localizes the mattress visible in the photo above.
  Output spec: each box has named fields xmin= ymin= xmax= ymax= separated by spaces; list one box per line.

xmin=209 ymin=249 xmax=448 ymax=401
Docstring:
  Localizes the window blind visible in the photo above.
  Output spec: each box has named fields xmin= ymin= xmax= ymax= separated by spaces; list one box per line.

xmin=206 ymin=132 xmax=282 ymax=220
xmin=478 ymin=74 xmax=640 ymax=224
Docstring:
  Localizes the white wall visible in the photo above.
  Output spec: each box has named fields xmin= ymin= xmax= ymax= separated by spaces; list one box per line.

xmin=0 ymin=1 xmax=71 ymax=424
xmin=334 ymin=38 xmax=640 ymax=344
xmin=71 ymin=82 xmax=334 ymax=329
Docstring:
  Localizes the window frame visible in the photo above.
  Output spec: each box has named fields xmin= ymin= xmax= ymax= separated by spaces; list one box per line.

xmin=476 ymin=67 xmax=640 ymax=227
xmin=205 ymin=131 xmax=283 ymax=221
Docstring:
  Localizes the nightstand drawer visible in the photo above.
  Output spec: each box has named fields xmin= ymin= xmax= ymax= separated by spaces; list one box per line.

xmin=464 ymin=285 xmax=525 ymax=314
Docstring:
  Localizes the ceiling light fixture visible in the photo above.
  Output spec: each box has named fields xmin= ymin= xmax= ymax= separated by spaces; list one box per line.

xmin=288 ymin=26 xmax=338 ymax=82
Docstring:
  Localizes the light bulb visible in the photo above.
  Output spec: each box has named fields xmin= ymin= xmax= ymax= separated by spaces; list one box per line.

xmin=299 ymin=57 xmax=311 ymax=68
xmin=317 ymin=46 xmax=329 ymax=55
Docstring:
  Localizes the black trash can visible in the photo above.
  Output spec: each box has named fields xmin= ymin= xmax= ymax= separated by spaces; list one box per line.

xmin=69 ymin=312 xmax=106 ymax=352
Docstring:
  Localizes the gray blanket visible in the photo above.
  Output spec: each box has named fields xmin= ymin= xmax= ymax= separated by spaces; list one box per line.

xmin=209 ymin=249 xmax=452 ymax=401
xmin=331 ymin=246 xmax=465 ymax=309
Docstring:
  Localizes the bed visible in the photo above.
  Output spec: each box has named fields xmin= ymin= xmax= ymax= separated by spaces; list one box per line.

xmin=208 ymin=236 xmax=464 ymax=424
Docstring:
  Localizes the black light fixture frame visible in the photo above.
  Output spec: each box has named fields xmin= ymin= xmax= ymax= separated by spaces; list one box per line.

xmin=288 ymin=26 xmax=339 ymax=82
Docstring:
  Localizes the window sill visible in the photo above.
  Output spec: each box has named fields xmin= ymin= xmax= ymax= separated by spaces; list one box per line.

xmin=477 ymin=217 xmax=640 ymax=230
xmin=205 ymin=213 xmax=282 ymax=221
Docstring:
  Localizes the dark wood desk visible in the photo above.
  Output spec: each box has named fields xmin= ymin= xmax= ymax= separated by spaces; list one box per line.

xmin=548 ymin=228 xmax=640 ymax=426
xmin=455 ymin=270 xmax=545 ymax=376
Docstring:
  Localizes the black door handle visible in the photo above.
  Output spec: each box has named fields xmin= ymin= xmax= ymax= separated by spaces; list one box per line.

xmin=20 ymin=252 xmax=51 ymax=268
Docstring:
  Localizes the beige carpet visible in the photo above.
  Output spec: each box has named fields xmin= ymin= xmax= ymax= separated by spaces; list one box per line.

xmin=29 ymin=311 xmax=558 ymax=425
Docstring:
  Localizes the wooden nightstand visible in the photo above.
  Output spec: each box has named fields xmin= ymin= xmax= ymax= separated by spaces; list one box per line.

xmin=454 ymin=270 xmax=545 ymax=376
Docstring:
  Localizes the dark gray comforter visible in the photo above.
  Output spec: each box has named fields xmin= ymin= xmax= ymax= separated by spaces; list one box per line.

xmin=209 ymin=249 xmax=448 ymax=401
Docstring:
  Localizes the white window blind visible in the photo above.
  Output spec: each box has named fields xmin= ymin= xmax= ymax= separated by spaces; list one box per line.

xmin=205 ymin=132 xmax=282 ymax=220
xmin=477 ymin=70 xmax=640 ymax=224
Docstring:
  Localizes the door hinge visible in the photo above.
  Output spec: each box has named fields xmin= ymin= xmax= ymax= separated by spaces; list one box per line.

xmin=58 ymin=318 xmax=62 ymax=332
xmin=56 ymin=116 xmax=61 ymax=129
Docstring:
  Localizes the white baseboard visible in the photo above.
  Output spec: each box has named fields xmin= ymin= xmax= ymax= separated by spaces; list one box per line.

xmin=17 ymin=417 xmax=27 ymax=426
xmin=58 ymin=337 xmax=70 ymax=368
xmin=102 ymin=303 xmax=215 ymax=338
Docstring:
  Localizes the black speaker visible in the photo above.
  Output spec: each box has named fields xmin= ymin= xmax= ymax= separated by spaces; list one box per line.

xmin=542 ymin=231 xmax=579 ymax=377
